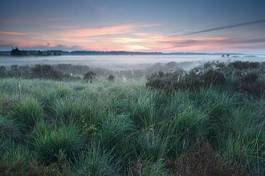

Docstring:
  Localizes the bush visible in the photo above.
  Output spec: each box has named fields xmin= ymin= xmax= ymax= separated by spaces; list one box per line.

xmin=229 ymin=61 xmax=260 ymax=70
xmin=146 ymin=71 xmax=186 ymax=91
xmin=237 ymin=72 xmax=265 ymax=97
xmin=10 ymin=98 xmax=43 ymax=130
xmin=31 ymin=65 xmax=64 ymax=80
xmin=0 ymin=66 xmax=7 ymax=78
xmin=202 ymin=69 xmax=226 ymax=86
xmin=240 ymin=72 xmax=258 ymax=83
xmin=108 ymin=74 xmax=115 ymax=81
xmin=83 ymin=71 xmax=96 ymax=83
xmin=32 ymin=123 xmax=84 ymax=164
xmin=146 ymin=67 xmax=225 ymax=91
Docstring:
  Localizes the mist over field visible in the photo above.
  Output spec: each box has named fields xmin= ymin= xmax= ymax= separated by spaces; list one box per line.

xmin=1 ymin=0 xmax=265 ymax=175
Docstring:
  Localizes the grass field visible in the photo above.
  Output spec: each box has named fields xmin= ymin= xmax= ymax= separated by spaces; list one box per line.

xmin=0 ymin=62 xmax=265 ymax=176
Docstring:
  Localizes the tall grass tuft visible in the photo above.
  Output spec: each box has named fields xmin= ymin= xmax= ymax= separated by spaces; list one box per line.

xmin=75 ymin=147 xmax=120 ymax=176
xmin=0 ymin=142 xmax=32 ymax=175
xmin=10 ymin=97 xmax=43 ymax=130
xmin=32 ymin=122 xmax=84 ymax=164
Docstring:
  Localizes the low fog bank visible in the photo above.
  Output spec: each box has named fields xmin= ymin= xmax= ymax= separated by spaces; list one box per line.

xmin=0 ymin=61 xmax=208 ymax=81
xmin=1 ymin=54 xmax=265 ymax=81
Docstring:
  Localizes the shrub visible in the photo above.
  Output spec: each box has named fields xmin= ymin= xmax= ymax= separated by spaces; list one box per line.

xmin=202 ymin=69 xmax=226 ymax=86
xmin=83 ymin=71 xmax=96 ymax=83
xmin=75 ymin=148 xmax=120 ymax=176
xmin=10 ymin=98 xmax=43 ymax=130
xmin=31 ymin=65 xmax=64 ymax=80
xmin=0 ymin=66 xmax=7 ymax=78
xmin=146 ymin=67 xmax=225 ymax=91
xmin=229 ymin=61 xmax=260 ymax=70
xmin=237 ymin=72 xmax=265 ymax=97
xmin=240 ymin=72 xmax=258 ymax=83
xmin=32 ymin=123 xmax=84 ymax=164
xmin=146 ymin=71 xmax=186 ymax=91
xmin=107 ymin=74 xmax=115 ymax=81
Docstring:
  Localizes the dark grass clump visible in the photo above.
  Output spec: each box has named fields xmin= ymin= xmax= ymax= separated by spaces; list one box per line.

xmin=0 ymin=115 xmax=21 ymax=141
xmin=10 ymin=98 xmax=43 ymax=131
xmin=205 ymin=103 xmax=231 ymax=148
xmin=25 ymin=153 xmax=73 ymax=176
xmin=0 ymin=142 xmax=33 ymax=176
xmin=32 ymin=123 xmax=84 ymax=164
xmin=163 ymin=109 xmax=207 ymax=157
xmin=130 ymin=160 xmax=168 ymax=176
xmin=97 ymin=114 xmax=135 ymax=146
xmin=0 ymin=96 xmax=16 ymax=115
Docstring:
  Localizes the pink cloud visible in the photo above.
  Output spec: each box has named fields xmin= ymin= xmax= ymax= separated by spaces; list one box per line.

xmin=60 ymin=24 xmax=137 ymax=38
xmin=0 ymin=30 xmax=27 ymax=36
xmin=0 ymin=22 xmax=263 ymax=52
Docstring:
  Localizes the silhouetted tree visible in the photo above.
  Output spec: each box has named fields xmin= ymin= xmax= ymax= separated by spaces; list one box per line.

xmin=10 ymin=47 xmax=22 ymax=56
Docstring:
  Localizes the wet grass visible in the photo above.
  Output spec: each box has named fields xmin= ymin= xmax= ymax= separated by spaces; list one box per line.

xmin=0 ymin=66 xmax=264 ymax=175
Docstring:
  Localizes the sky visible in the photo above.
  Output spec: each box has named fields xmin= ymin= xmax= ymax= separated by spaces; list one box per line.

xmin=0 ymin=0 xmax=265 ymax=53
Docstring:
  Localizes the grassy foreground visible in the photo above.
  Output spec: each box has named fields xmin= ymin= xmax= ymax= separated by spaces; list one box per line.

xmin=0 ymin=67 xmax=264 ymax=175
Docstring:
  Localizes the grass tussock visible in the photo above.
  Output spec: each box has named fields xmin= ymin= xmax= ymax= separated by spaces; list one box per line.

xmin=32 ymin=122 xmax=84 ymax=164
xmin=10 ymin=97 xmax=43 ymax=131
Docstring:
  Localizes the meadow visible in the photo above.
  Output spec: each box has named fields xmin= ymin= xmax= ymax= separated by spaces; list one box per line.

xmin=0 ymin=61 xmax=264 ymax=176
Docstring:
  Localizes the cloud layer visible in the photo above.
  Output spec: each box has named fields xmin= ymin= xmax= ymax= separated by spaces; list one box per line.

xmin=1 ymin=21 xmax=265 ymax=52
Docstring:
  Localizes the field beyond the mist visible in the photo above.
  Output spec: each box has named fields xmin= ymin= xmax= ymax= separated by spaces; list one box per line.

xmin=0 ymin=61 xmax=265 ymax=176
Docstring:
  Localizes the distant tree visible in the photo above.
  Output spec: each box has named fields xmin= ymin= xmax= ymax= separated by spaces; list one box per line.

xmin=84 ymin=71 xmax=96 ymax=83
xmin=10 ymin=47 xmax=22 ymax=56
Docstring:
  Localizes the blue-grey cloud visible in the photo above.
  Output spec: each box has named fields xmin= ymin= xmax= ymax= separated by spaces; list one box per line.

xmin=164 ymin=38 xmax=265 ymax=48
xmin=184 ymin=19 xmax=265 ymax=36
